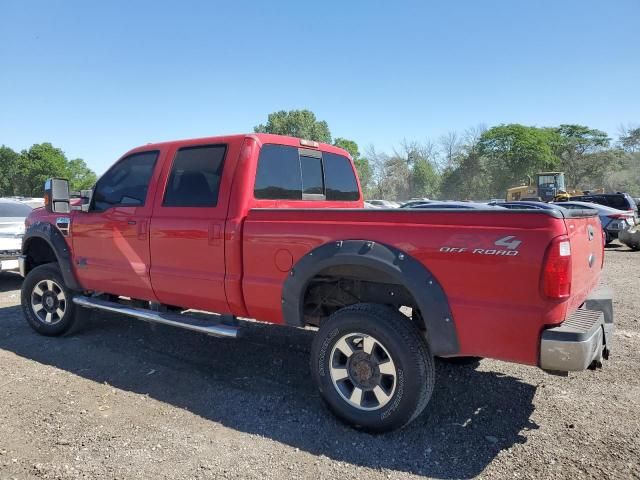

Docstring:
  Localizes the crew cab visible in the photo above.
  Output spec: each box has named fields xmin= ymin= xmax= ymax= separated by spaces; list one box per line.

xmin=18 ymin=133 xmax=614 ymax=432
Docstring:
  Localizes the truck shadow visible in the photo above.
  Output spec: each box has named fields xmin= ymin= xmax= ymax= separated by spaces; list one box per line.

xmin=0 ymin=302 xmax=538 ymax=479
xmin=0 ymin=273 xmax=22 ymax=293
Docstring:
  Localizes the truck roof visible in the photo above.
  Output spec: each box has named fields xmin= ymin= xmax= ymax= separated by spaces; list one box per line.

xmin=126 ymin=133 xmax=351 ymax=159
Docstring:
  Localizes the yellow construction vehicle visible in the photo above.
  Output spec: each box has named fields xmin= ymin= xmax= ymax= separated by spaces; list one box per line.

xmin=506 ymin=172 xmax=604 ymax=202
xmin=506 ymin=172 xmax=570 ymax=202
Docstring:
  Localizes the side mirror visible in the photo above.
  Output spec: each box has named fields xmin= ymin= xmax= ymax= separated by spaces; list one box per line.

xmin=44 ymin=178 xmax=70 ymax=214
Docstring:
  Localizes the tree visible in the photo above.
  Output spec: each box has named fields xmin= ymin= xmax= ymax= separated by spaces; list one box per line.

xmin=333 ymin=137 xmax=359 ymax=159
xmin=377 ymin=154 xmax=412 ymax=200
xmin=439 ymin=131 xmax=461 ymax=168
xmin=439 ymin=149 xmax=491 ymax=200
xmin=554 ymin=124 xmax=612 ymax=188
xmin=478 ymin=124 xmax=561 ymax=197
xmin=0 ymin=146 xmax=19 ymax=196
xmin=67 ymin=158 xmax=98 ymax=191
xmin=618 ymin=125 xmax=640 ymax=153
xmin=411 ymin=158 xmax=439 ymax=198
xmin=254 ymin=109 xmax=332 ymax=143
xmin=15 ymin=143 xmax=69 ymax=196
xmin=9 ymin=143 xmax=98 ymax=197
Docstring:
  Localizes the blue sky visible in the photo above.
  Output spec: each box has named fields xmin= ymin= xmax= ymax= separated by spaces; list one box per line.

xmin=1 ymin=0 xmax=638 ymax=173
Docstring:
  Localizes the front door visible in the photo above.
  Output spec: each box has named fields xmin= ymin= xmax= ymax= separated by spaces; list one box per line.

xmin=149 ymin=143 xmax=230 ymax=313
xmin=72 ymin=150 xmax=161 ymax=301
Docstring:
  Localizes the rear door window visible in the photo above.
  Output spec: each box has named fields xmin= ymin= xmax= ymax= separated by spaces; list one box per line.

xmin=163 ymin=145 xmax=226 ymax=207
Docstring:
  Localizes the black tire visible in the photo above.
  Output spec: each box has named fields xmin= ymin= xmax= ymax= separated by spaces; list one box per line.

xmin=310 ymin=303 xmax=435 ymax=432
xmin=605 ymin=231 xmax=613 ymax=245
xmin=21 ymin=263 xmax=80 ymax=336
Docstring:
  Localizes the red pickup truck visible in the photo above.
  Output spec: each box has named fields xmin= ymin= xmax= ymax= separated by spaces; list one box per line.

xmin=19 ymin=133 xmax=614 ymax=432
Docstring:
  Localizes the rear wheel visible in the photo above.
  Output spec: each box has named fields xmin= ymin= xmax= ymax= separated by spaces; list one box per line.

xmin=21 ymin=263 xmax=80 ymax=336
xmin=310 ymin=303 xmax=435 ymax=432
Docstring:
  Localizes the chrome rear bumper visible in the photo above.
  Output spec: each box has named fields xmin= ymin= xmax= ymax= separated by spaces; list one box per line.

xmin=540 ymin=286 xmax=613 ymax=372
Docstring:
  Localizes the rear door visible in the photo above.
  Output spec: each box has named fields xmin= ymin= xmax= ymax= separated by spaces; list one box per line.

xmin=149 ymin=142 xmax=234 ymax=313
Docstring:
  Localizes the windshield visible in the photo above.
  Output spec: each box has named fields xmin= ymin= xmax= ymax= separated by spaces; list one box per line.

xmin=0 ymin=202 xmax=32 ymax=217
xmin=538 ymin=174 xmax=565 ymax=191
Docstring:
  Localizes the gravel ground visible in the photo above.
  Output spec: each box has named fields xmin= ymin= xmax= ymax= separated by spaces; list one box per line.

xmin=0 ymin=244 xmax=638 ymax=480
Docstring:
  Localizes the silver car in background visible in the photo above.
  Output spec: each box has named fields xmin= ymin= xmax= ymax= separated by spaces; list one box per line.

xmin=0 ymin=198 xmax=32 ymax=273
xmin=553 ymin=200 xmax=635 ymax=244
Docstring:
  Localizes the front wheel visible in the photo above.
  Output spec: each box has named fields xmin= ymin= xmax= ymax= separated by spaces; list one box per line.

xmin=310 ymin=303 xmax=435 ymax=432
xmin=21 ymin=263 xmax=80 ymax=336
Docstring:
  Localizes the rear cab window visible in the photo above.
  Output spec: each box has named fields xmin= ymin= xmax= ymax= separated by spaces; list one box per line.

xmin=254 ymin=145 xmax=360 ymax=202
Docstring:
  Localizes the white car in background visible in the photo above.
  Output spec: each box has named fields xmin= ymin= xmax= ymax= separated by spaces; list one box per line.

xmin=0 ymin=198 xmax=32 ymax=273
xmin=367 ymin=199 xmax=399 ymax=208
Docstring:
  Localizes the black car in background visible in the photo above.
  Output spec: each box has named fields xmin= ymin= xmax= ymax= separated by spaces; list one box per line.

xmin=568 ymin=193 xmax=638 ymax=221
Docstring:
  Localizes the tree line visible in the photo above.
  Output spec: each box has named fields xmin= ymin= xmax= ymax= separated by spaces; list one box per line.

xmin=256 ymin=110 xmax=640 ymax=200
xmin=0 ymin=143 xmax=97 ymax=197
xmin=2 ymin=110 xmax=639 ymax=200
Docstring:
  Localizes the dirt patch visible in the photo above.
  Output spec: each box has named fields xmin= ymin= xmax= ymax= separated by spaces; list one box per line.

xmin=0 ymin=245 xmax=638 ymax=479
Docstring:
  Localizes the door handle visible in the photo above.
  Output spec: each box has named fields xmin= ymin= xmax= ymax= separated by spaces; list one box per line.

xmin=137 ymin=220 xmax=148 ymax=240
xmin=208 ymin=223 xmax=222 ymax=246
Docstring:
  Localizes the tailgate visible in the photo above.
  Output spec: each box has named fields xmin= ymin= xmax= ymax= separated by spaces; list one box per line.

xmin=563 ymin=212 xmax=603 ymax=311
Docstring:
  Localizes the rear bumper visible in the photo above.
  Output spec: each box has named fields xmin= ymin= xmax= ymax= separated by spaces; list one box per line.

xmin=540 ymin=285 xmax=614 ymax=372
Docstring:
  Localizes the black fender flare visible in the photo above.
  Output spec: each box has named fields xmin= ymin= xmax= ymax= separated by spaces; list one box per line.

xmin=22 ymin=221 xmax=82 ymax=291
xmin=282 ymin=240 xmax=459 ymax=356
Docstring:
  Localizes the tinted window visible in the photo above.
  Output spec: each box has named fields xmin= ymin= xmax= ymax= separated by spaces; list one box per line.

xmin=300 ymin=155 xmax=324 ymax=195
xmin=606 ymin=195 xmax=630 ymax=210
xmin=254 ymin=145 xmax=302 ymax=199
xmin=93 ymin=151 xmax=158 ymax=211
xmin=163 ymin=145 xmax=226 ymax=207
xmin=324 ymin=152 xmax=360 ymax=201
xmin=0 ymin=202 xmax=32 ymax=217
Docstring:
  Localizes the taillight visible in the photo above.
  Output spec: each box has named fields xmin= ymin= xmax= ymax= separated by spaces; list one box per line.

xmin=542 ymin=235 xmax=572 ymax=299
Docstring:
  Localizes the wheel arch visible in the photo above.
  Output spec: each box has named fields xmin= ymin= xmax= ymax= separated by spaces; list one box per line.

xmin=22 ymin=222 xmax=81 ymax=291
xmin=282 ymin=240 xmax=459 ymax=356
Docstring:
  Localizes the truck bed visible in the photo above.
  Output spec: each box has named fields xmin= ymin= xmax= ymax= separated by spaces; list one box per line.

xmin=242 ymin=207 xmax=602 ymax=366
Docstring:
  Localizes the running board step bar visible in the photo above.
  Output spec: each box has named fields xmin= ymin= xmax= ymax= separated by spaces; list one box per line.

xmin=73 ymin=296 xmax=239 ymax=338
